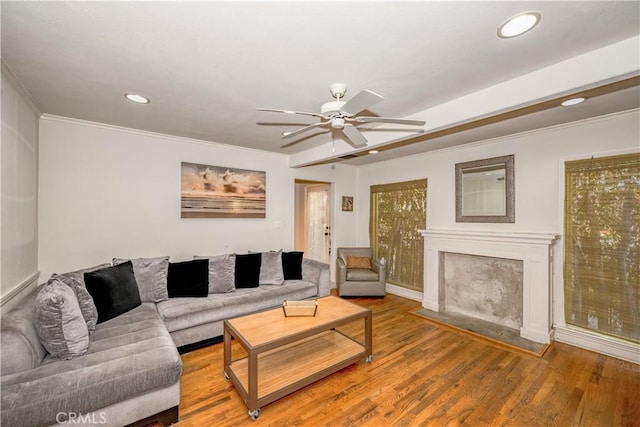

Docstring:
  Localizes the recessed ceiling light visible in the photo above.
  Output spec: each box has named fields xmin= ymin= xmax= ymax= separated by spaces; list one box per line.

xmin=498 ymin=11 xmax=541 ymax=38
xmin=561 ymin=97 xmax=586 ymax=107
xmin=368 ymin=150 xmax=379 ymax=154
xmin=124 ymin=93 xmax=150 ymax=104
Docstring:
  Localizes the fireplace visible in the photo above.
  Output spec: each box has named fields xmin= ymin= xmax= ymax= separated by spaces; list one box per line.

xmin=419 ymin=229 xmax=560 ymax=344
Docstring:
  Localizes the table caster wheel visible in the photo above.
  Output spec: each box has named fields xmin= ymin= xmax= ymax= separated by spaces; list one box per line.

xmin=365 ymin=355 xmax=373 ymax=363
xmin=248 ymin=409 xmax=261 ymax=421
xmin=223 ymin=371 xmax=229 ymax=381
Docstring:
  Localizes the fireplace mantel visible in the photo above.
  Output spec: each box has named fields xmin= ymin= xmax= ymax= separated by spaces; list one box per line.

xmin=418 ymin=229 xmax=560 ymax=343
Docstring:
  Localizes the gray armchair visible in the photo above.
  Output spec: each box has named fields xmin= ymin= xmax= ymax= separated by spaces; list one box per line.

xmin=336 ymin=247 xmax=386 ymax=297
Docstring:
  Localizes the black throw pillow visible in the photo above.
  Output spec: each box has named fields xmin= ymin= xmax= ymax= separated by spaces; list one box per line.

xmin=167 ymin=259 xmax=209 ymax=298
xmin=84 ymin=261 xmax=142 ymax=324
xmin=235 ymin=253 xmax=261 ymax=288
xmin=282 ymin=251 xmax=304 ymax=280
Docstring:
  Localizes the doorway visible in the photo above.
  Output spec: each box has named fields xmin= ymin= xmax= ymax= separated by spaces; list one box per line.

xmin=294 ymin=180 xmax=332 ymax=265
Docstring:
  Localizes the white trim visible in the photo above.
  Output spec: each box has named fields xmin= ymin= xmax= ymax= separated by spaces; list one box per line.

xmin=1 ymin=271 xmax=40 ymax=307
xmin=555 ymin=325 xmax=640 ymax=364
xmin=386 ymin=283 xmax=423 ymax=302
xmin=418 ymin=229 xmax=559 ymax=245
xmin=40 ymin=114 xmax=288 ymax=158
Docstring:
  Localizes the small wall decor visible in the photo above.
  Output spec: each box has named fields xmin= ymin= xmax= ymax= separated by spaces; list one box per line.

xmin=181 ymin=162 xmax=266 ymax=218
xmin=342 ymin=196 xmax=354 ymax=211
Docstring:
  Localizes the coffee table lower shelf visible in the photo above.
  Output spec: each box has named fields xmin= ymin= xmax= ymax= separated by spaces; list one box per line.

xmin=225 ymin=329 xmax=368 ymax=419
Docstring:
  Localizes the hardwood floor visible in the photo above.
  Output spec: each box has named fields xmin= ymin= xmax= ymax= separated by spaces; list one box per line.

xmin=176 ymin=293 xmax=640 ymax=426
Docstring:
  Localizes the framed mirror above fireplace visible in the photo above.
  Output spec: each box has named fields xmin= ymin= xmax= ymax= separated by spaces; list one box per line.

xmin=455 ymin=154 xmax=515 ymax=223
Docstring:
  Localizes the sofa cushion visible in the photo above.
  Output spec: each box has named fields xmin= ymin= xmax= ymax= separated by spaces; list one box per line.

xmin=34 ymin=279 xmax=90 ymax=360
xmin=282 ymin=251 xmax=304 ymax=280
xmin=347 ymin=256 xmax=373 ymax=270
xmin=113 ymin=256 xmax=170 ymax=302
xmin=0 ymin=304 xmax=182 ymax=427
xmin=85 ymin=261 xmax=142 ymax=323
xmin=259 ymin=250 xmax=284 ymax=285
xmin=194 ymin=254 xmax=236 ymax=294
xmin=346 ymin=268 xmax=380 ymax=281
xmin=157 ymin=280 xmax=318 ymax=333
xmin=235 ymin=253 xmax=261 ymax=288
xmin=52 ymin=274 xmax=98 ymax=334
xmin=167 ymin=259 xmax=209 ymax=297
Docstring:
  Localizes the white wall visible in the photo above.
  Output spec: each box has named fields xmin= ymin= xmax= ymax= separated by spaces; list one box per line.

xmin=1 ymin=67 xmax=40 ymax=312
xmin=38 ymin=117 xmax=359 ymax=282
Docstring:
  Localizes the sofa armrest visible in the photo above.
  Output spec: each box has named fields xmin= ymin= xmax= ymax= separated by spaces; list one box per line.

xmin=336 ymin=258 xmax=347 ymax=289
xmin=301 ymin=258 xmax=331 ymax=297
xmin=372 ymin=258 xmax=387 ymax=284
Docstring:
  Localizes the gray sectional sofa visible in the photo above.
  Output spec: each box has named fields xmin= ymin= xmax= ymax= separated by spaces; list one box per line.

xmin=0 ymin=257 xmax=330 ymax=427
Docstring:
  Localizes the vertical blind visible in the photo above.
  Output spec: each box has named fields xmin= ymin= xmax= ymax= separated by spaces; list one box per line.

xmin=370 ymin=179 xmax=427 ymax=292
xmin=564 ymin=153 xmax=639 ymax=343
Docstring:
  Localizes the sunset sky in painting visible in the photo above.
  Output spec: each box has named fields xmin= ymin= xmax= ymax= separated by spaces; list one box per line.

xmin=181 ymin=162 xmax=265 ymax=199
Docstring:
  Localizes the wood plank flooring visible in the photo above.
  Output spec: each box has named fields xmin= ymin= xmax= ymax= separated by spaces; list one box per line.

xmin=176 ymin=293 xmax=640 ymax=426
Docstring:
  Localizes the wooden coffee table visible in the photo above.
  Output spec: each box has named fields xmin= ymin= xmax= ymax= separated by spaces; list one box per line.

xmin=223 ymin=295 xmax=373 ymax=420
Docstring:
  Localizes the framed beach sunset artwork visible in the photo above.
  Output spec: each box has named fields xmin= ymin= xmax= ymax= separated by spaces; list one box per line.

xmin=181 ymin=162 xmax=266 ymax=218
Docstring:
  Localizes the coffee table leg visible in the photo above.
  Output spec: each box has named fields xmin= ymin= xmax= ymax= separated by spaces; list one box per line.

xmin=365 ymin=311 xmax=373 ymax=362
xmin=223 ymin=323 xmax=231 ymax=379
xmin=248 ymin=351 xmax=259 ymax=419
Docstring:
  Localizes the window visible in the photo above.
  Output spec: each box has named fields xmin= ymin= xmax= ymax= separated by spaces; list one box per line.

xmin=564 ymin=153 xmax=639 ymax=343
xmin=370 ymin=179 xmax=427 ymax=291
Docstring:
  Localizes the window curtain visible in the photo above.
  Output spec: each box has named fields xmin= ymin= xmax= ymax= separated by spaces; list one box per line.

xmin=370 ymin=179 xmax=427 ymax=291
xmin=564 ymin=153 xmax=639 ymax=343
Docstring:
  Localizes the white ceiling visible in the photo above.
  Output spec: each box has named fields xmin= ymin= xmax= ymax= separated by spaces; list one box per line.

xmin=2 ymin=1 xmax=639 ymax=166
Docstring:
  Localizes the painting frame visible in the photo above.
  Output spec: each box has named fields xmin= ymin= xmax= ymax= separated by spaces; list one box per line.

xmin=181 ymin=162 xmax=266 ymax=219
xmin=342 ymin=196 xmax=354 ymax=212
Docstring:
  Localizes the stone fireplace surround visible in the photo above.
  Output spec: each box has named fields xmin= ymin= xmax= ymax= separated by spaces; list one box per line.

xmin=419 ymin=229 xmax=560 ymax=344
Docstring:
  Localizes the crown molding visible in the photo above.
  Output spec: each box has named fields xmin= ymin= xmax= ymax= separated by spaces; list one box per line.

xmin=40 ymin=114 xmax=289 ymax=159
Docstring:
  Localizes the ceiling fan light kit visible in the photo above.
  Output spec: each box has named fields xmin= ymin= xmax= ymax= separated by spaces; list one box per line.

xmin=258 ymin=84 xmax=425 ymax=150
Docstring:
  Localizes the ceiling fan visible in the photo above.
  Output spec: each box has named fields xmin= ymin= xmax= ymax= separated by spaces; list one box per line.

xmin=257 ymin=83 xmax=425 ymax=148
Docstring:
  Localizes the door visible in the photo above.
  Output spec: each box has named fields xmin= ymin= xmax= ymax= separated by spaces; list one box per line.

xmin=294 ymin=181 xmax=332 ymax=264
xmin=304 ymin=184 xmax=331 ymax=263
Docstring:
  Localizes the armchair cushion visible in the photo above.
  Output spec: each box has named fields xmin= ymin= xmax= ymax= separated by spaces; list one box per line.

xmin=346 ymin=268 xmax=380 ymax=281
xmin=346 ymin=256 xmax=372 ymax=270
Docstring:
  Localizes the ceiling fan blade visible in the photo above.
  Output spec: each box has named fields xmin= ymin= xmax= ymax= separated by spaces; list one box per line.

xmin=257 ymin=108 xmax=326 ymax=119
xmin=354 ymin=116 xmax=426 ymax=126
xmin=341 ymin=90 xmax=384 ymax=114
xmin=281 ymin=121 xmax=328 ymax=139
xmin=342 ymin=124 xmax=368 ymax=147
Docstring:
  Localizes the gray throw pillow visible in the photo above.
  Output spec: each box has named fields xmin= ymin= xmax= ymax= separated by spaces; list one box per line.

xmin=35 ymin=279 xmax=90 ymax=360
xmin=259 ymin=250 xmax=284 ymax=285
xmin=51 ymin=274 xmax=98 ymax=334
xmin=56 ymin=263 xmax=111 ymax=287
xmin=112 ymin=256 xmax=169 ymax=302
xmin=194 ymin=254 xmax=236 ymax=294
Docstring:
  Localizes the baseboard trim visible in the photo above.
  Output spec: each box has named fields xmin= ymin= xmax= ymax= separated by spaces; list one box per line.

xmin=555 ymin=325 xmax=639 ymax=364
xmin=1 ymin=271 xmax=40 ymax=308
xmin=385 ymin=283 xmax=423 ymax=302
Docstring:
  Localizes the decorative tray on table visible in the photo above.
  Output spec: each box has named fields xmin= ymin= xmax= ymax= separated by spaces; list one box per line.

xmin=282 ymin=300 xmax=318 ymax=317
